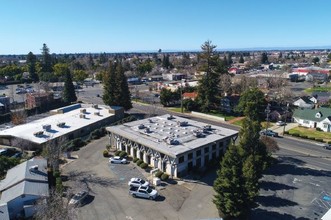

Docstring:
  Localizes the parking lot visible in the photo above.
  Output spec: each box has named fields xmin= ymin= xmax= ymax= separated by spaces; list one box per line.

xmin=62 ymin=136 xmax=219 ymax=220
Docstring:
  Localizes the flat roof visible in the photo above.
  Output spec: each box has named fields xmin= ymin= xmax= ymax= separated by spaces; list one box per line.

xmin=107 ymin=114 xmax=238 ymax=157
xmin=0 ymin=104 xmax=115 ymax=145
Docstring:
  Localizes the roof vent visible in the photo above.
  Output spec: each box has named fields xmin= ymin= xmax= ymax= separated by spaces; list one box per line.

xmin=79 ymin=114 xmax=86 ymax=119
xmin=94 ymin=111 xmax=100 ymax=116
xmin=92 ymin=104 xmax=99 ymax=109
xmin=167 ymin=115 xmax=175 ymax=120
xmin=80 ymin=109 xmax=86 ymax=113
xmin=193 ymin=130 xmax=205 ymax=138
xmin=29 ymin=165 xmax=39 ymax=171
xmin=148 ymin=119 xmax=153 ymax=123
xmin=138 ymin=124 xmax=145 ymax=129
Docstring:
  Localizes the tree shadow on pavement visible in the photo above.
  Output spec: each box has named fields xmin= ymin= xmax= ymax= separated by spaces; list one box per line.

xmin=264 ymin=156 xmax=331 ymax=177
xmin=251 ymin=208 xmax=310 ymax=220
xmin=260 ymin=181 xmax=297 ymax=191
xmin=66 ymin=170 xmax=121 ymax=190
xmin=256 ymin=195 xmax=298 ymax=207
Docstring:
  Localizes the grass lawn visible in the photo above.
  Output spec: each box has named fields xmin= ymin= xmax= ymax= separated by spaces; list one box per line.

xmin=167 ymin=107 xmax=188 ymax=113
xmin=288 ymin=127 xmax=331 ymax=142
xmin=208 ymin=110 xmax=236 ymax=121
xmin=305 ymin=86 xmax=331 ymax=93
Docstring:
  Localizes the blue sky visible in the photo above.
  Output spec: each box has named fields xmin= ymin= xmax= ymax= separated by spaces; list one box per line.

xmin=0 ymin=0 xmax=330 ymax=54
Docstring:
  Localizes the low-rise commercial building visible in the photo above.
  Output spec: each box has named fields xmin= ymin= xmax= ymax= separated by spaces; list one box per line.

xmin=0 ymin=103 xmax=123 ymax=149
xmin=107 ymin=114 xmax=238 ymax=177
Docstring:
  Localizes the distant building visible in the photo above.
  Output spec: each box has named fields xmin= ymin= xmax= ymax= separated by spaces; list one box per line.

xmin=25 ymin=92 xmax=54 ymax=109
xmin=182 ymin=92 xmax=198 ymax=101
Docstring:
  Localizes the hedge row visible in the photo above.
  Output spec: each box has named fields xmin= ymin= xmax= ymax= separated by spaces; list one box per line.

xmin=287 ymin=132 xmax=325 ymax=143
xmin=114 ymin=151 xmax=127 ymax=158
xmin=154 ymin=171 xmax=169 ymax=181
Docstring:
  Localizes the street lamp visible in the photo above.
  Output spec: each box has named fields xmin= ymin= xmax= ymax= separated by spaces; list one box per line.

xmin=180 ymin=79 xmax=185 ymax=113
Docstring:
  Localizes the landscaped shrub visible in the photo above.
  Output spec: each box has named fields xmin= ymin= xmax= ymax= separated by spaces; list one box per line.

xmin=316 ymin=127 xmax=322 ymax=131
xmin=133 ymin=158 xmax=139 ymax=163
xmin=136 ymin=159 xmax=143 ymax=166
xmin=300 ymin=135 xmax=308 ymax=139
xmin=291 ymin=133 xmax=300 ymax=137
xmin=140 ymin=162 xmax=148 ymax=169
xmin=56 ymin=177 xmax=63 ymax=193
xmin=115 ymin=151 xmax=121 ymax=156
xmin=155 ymin=171 xmax=163 ymax=178
xmin=283 ymin=131 xmax=289 ymax=134
xmin=119 ymin=151 xmax=127 ymax=158
xmin=103 ymin=150 xmax=109 ymax=157
xmin=53 ymin=170 xmax=61 ymax=178
xmin=308 ymin=137 xmax=315 ymax=140
xmin=328 ymin=141 xmax=331 ymax=144
xmin=316 ymin=138 xmax=324 ymax=142
xmin=160 ymin=173 xmax=169 ymax=181
xmin=106 ymin=145 xmax=112 ymax=151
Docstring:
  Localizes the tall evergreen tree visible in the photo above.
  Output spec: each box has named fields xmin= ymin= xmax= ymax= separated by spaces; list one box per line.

xmin=115 ymin=62 xmax=132 ymax=110
xmin=102 ymin=61 xmax=132 ymax=110
xmin=26 ymin=52 xmax=39 ymax=82
xmin=239 ymin=54 xmax=245 ymax=63
xmin=41 ymin=43 xmax=53 ymax=73
xmin=103 ymin=61 xmax=117 ymax=106
xmin=261 ymin=52 xmax=269 ymax=64
xmin=162 ymin=54 xmax=171 ymax=69
xmin=236 ymin=88 xmax=266 ymax=122
xmin=62 ymin=70 xmax=77 ymax=103
xmin=213 ymin=143 xmax=250 ymax=219
xmin=196 ymin=40 xmax=221 ymax=112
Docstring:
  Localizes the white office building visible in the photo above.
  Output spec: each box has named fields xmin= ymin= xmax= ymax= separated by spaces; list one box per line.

xmin=107 ymin=114 xmax=238 ymax=177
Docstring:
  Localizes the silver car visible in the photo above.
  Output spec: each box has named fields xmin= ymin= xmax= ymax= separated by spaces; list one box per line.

xmin=69 ymin=190 xmax=88 ymax=206
xmin=109 ymin=156 xmax=127 ymax=164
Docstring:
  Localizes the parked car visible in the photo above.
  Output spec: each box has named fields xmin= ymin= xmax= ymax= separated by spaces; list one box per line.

xmin=129 ymin=186 xmax=158 ymax=200
xmin=321 ymin=144 xmax=331 ymax=150
xmin=128 ymin=178 xmax=150 ymax=187
xmin=69 ymin=190 xmax=88 ymax=206
xmin=109 ymin=156 xmax=127 ymax=164
xmin=259 ymin=129 xmax=279 ymax=137
xmin=276 ymin=121 xmax=286 ymax=126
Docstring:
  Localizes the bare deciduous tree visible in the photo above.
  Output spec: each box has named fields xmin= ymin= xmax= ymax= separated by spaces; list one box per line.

xmin=34 ymin=189 xmax=77 ymax=220
xmin=260 ymin=136 xmax=280 ymax=153
xmin=11 ymin=110 xmax=27 ymax=125
xmin=219 ymin=74 xmax=233 ymax=95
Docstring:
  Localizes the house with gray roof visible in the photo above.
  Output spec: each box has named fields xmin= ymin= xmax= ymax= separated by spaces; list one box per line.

xmin=293 ymin=107 xmax=331 ymax=132
xmin=293 ymin=96 xmax=316 ymax=109
xmin=0 ymin=158 xmax=48 ymax=219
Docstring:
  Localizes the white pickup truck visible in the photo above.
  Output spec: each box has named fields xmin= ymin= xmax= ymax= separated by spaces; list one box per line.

xmin=129 ymin=186 xmax=158 ymax=200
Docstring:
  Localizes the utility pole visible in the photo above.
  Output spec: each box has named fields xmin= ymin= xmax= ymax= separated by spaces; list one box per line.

xmin=283 ymin=103 xmax=289 ymax=135
xmin=265 ymin=103 xmax=271 ymax=135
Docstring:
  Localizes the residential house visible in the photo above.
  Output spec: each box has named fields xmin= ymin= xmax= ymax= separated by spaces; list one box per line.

xmin=293 ymin=96 xmax=315 ymax=109
xmin=0 ymin=158 xmax=49 ymax=219
xmin=182 ymin=92 xmax=198 ymax=101
xmin=293 ymin=107 xmax=331 ymax=132
xmin=220 ymin=95 xmax=240 ymax=113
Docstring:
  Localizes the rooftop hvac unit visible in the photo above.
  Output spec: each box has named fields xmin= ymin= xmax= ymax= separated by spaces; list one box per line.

xmin=57 ymin=122 xmax=66 ymax=127
xmin=94 ymin=112 xmax=100 ymax=116
xmin=138 ymin=124 xmax=145 ymax=129
xmin=144 ymin=128 xmax=151 ymax=133
xmin=92 ymin=104 xmax=99 ymax=109
xmin=79 ymin=114 xmax=86 ymax=119
xmin=33 ymin=131 xmax=44 ymax=137
xmin=177 ymin=121 xmax=188 ymax=126
xmin=203 ymin=125 xmax=212 ymax=131
xmin=167 ymin=138 xmax=179 ymax=145
xmin=80 ymin=109 xmax=86 ymax=113
xmin=42 ymin=124 xmax=51 ymax=131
